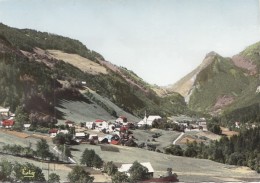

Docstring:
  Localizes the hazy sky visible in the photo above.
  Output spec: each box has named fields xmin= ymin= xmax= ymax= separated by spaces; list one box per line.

xmin=0 ymin=0 xmax=260 ymax=85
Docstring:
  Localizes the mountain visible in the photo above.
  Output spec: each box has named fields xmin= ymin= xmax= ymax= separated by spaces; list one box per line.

xmin=168 ymin=42 xmax=260 ymax=123
xmin=0 ymin=23 xmax=189 ymax=126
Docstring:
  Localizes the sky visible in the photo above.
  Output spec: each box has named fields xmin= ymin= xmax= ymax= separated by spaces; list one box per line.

xmin=0 ymin=0 xmax=260 ymax=86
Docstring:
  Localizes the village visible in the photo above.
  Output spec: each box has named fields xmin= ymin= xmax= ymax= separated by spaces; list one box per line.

xmin=0 ymin=105 xmax=213 ymax=182
xmin=1 ymin=106 xmax=257 ymax=182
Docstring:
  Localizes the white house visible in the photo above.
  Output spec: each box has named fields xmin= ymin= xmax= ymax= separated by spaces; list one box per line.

xmin=118 ymin=162 xmax=154 ymax=177
xmin=86 ymin=121 xmax=94 ymax=129
xmin=0 ymin=107 xmax=10 ymax=117
xmin=95 ymin=119 xmax=109 ymax=131
xmin=138 ymin=115 xmax=161 ymax=126
xmin=174 ymin=121 xmax=188 ymax=127
xmin=58 ymin=129 xmax=69 ymax=134
xmin=256 ymin=86 xmax=260 ymax=93
xmin=23 ymin=124 xmax=31 ymax=130
xmin=75 ymin=132 xmax=86 ymax=139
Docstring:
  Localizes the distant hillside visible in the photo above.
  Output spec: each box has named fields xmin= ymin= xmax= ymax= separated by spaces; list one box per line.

xmin=168 ymin=41 xmax=260 ymax=124
xmin=165 ymin=52 xmax=218 ymax=100
xmin=0 ymin=23 xmax=190 ymax=126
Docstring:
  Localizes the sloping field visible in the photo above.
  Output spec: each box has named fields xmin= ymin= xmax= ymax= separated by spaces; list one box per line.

xmin=47 ymin=50 xmax=107 ymax=74
xmin=71 ymin=143 xmax=260 ymax=182
xmin=84 ymin=90 xmax=140 ymax=122
xmin=133 ymin=129 xmax=181 ymax=151
xmin=56 ymin=99 xmax=115 ymax=124
xmin=56 ymin=89 xmax=140 ymax=124
xmin=1 ymin=129 xmax=260 ymax=182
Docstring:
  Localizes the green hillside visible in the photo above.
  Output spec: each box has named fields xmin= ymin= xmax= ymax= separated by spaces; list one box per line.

xmin=186 ymin=41 xmax=260 ymax=124
xmin=189 ymin=54 xmax=249 ymax=112
xmin=0 ymin=23 xmax=189 ymax=126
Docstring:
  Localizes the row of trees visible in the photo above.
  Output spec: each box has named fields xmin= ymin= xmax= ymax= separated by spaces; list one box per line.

xmin=1 ymin=139 xmax=58 ymax=162
xmin=164 ymin=127 xmax=260 ymax=172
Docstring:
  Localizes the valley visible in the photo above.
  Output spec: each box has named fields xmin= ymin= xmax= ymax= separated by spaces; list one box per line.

xmin=0 ymin=23 xmax=259 ymax=182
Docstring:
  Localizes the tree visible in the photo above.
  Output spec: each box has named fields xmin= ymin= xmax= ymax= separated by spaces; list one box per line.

xmin=93 ymin=154 xmax=103 ymax=168
xmin=111 ymin=171 xmax=128 ymax=183
xmin=104 ymin=161 xmax=118 ymax=176
xmin=0 ymin=159 xmax=13 ymax=182
xmin=164 ymin=145 xmax=183 ymax=156
xmin=13 ymin=105 xmax=29 ymax=131
xmin=36 ymin=138 xmax=51 ymax=160
xmin=48 ymin=173 xmax=60 ymax=183
xmin=128 ymin=161 xmax=149 ymax=182
xmin=81 ymin=149 xmax=95 ymax=167
xmin=184 ymin=142 xmax=198 ymax=157
xmin=67 ymin=166 xmax=94 ymax=183
xmin=53 ymin=133 xmax=73 ymax=145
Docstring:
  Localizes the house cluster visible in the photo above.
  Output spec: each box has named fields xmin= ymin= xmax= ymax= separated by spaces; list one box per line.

xmin=171 ymin=115 xmax=207 ymax=131
xmin=49 ymin=116 xmax=138 ymax=146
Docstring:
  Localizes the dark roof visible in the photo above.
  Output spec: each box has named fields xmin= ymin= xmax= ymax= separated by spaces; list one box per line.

xmin=142 ymin=175 xmax=179 ymax=182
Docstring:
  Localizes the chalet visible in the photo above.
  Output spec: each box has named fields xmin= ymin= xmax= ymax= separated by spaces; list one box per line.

xmin=138 ymin=115 xmax=162 ymax=126
xmin=89 ymin=134 xmax=98 ymax=140
xmin=49 ymin=129 xmax=59 ymax=137
xmin=118 ymin=162 xmax=154 ymax=178
xmin=65 ymin=120 xmax=75 ymax=127
xmin=75 ymin=132 xmax=86 ymax=138
xmin=58 ymin=129 xmax=69 ymax=134
xmin=95 ymin=119 xmax=109 ymax=131
xmin=116 ymin=116 xmax=127 ymax=123
xmin=0 ymin=107 xmax=10 ymax=117
xmin=174 ymin=121 xmax=188 ymax=127
xmin=197 ymin=118 xmax=207 ymax=126
xmin=89 ymin=134 xmax=99 ymax=144
xmin=86 ymin=121 xmax=95 ymax=129
xmin=1 ymin=119 xmax=15 ymax=128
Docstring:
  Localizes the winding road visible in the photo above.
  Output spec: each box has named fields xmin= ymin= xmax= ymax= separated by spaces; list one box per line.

xmin=173 ymin=132 xmax=184 ymax=145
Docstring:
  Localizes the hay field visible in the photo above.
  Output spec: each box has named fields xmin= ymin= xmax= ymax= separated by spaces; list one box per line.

xmin=47 ymin=50 xmax=107 ymax=75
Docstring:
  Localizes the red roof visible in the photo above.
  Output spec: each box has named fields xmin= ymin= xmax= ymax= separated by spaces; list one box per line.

xmin=119 ymin=116 xmax=127 ymax=119
xmin=95 ymin=119 xmax=104 ymax=123
xmin=1 ymin=119 xmax=15 ymax=126
xmin=120 ymin=126 xmax=129 ymax=132
xmin=65 ymin=120 xmax=75 ymax=124
xmin=110 ymin=140 xmax=120 ymax=145
xmin=49 ymin=129 xmax=58 ymax=133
